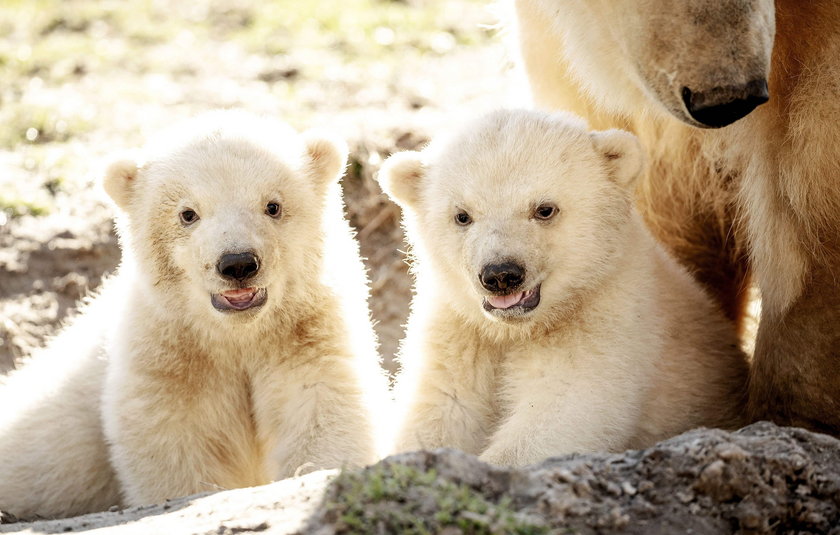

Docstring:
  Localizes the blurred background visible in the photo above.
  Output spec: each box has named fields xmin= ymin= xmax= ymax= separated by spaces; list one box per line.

xmin=0 ymin=0 xmax=522 ymax=375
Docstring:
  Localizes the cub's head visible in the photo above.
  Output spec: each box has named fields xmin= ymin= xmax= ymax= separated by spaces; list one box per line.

xmin=378 ymin=109 xmax=644 ymax=330
xmin=103 ymin=111 xmax=346 ymax=325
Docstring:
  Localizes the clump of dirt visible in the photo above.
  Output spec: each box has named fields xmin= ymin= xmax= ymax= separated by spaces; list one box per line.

xmin=8 ymin=423 xmax=836 ymax=534
xmin=342 ymin=131 xmax=431 ymax=374
xmin=305 ymin=422 xmax=840 ymax=535
xmin=0 ymin=202 xmax=119 ymax=373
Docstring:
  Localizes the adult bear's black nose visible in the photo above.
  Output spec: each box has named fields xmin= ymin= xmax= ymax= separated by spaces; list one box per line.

xmin=217 ymin=252 xmax=260 ymax=282
xmin=479 ymin=262 xmax=525 ymax=293
xmin=682 ymin=78 xmax=769 ymax=128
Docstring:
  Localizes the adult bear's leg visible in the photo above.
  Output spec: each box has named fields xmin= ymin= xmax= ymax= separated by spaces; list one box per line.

xmin=749 ymin=263 xmax=840 ymax=435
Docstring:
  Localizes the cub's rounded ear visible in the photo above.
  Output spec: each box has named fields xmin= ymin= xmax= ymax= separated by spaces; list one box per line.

xmin=377 ymin=151 xmax=425 ymax=208
xmin=589 ymin=129 xmax=645 ymax=188
xmin=302 ymin=132 xmax=348 ymax=188
xmin=102 ymin=158 xmax=140 ymax=211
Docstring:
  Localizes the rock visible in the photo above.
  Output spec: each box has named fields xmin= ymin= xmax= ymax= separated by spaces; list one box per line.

xmin=3 ymin=423 xmax=840 ymax=534
xmin=0 ymin=470 xmax=334 ymax=534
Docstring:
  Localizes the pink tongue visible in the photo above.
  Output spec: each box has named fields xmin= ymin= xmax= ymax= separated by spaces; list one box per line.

xmin=487 ymin=292 xmax=525 ymax=309
xmin=223 ymin=288 xmax=256 ymax=304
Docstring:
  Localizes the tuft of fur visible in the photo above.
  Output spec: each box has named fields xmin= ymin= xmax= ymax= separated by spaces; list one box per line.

xmin=0 ymin=111 xmax=389 ymax=515
xmin=377 ymin=151 xmax=426 ymax=207
xmin=514 ymin=0 xmax=840 ymax=434
xmin=103 ymin=159 xmax=139 ymax=211
xmin=0 ymin=289 xmax=123 ymax=519
xmin=381 ymin=109 xmax=747 ymax=466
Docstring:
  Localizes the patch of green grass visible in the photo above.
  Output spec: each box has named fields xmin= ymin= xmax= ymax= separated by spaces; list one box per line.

xmin=0 ymin=196 xmax=49 ymax=218
xmin=0 ymin=0 xmax=494 ymax=143
xmin=0 ymin=0 xmax=492 ymax=72
xmin=0 ymin=0 xmax=497 ymax=202
xmin=42 ymin=176 xmax=66 ymax=196
xmin=0 ymin=104 xmax=92 ymax=149
xmin=229 ymin=0 xmax=493 ymax=59
xmin=0 ymin=0 xmax=202 ymax=82
xmin=324 ymin=462 xmax=548 ymax=535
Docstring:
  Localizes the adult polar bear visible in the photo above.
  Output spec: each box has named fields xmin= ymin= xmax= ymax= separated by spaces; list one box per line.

xmin=514 ymin=0 xmax=840 ymax=435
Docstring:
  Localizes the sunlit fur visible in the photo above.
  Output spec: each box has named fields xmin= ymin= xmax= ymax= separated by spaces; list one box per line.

xmin=514 ymin=0 xmax=840 ymax=433
xmin=380 ymin=110 xmax=747 ymax=466
xmin=0 ymin=112 xmax=389 ymax=515
xmin=0 ymin=291 xmax=122 ymax=519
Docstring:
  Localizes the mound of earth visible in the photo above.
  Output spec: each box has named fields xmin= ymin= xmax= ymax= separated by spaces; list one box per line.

xmin=3 ymin=422 xmax=838 ymax=534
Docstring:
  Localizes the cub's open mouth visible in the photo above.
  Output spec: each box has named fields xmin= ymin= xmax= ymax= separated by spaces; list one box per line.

xmin=211 ymin=287 xmax=267 ymax=312
xmin=482 ymin=284 xmax=541 ymax=315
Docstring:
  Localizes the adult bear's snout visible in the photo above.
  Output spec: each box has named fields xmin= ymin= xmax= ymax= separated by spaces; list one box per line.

xmin=682 ymin=79 xmax=769 ymax=128
xmin=217 ymin=252 xmax=260 ymax=282
xmin=479 ymin=262 xmax=525 ymax=293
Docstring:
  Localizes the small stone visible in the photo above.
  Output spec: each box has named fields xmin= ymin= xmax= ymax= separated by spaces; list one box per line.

xmin=638 ymin=480 xmax=654 ymax=493
xmin=737 ymin=506 xmax=763 ymax=530
xmin=609 ymin=507 xmax=630 ymax=528
xmin=715 ymin=444 xmax=748 ymax=461
xmin=700 ymin=459 xmax=726 ymax=481
xmin=605 ymin=481 xmax=622 ymax=496
xmin=804 ymin=511 xmax=825 ymax=525
xmin=459 ymin=511 xmax=490 ymax=525
xmin=677 ymin=490 xmax=695 ymax=503
xmin=554 ymin=468 xmax=575 ymax=483
xmin=572 ymin=479 xmax=592 ymax=497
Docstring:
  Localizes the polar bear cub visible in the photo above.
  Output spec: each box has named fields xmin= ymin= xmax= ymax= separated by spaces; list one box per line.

xmin=379 ymin=109 xmax=748 ymax=466
xmin=0 ymin=111 xmax=388 ymax=516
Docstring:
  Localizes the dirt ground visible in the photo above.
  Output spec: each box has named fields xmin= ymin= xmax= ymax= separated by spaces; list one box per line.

xmin=0 ymin=0 xmax=523 ymax=375
xmin=4 ymin=422 xmax=836 ymax=533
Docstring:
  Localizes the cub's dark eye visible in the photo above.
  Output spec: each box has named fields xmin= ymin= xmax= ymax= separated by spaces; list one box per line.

xmin=454 ymin=211 xmax=472 ymax=226
xmin=265 ymin=202 xmax=282 ymax=218
xmin=180 ymin=209 xmax=199 ymax=225
xmin=534 ymin=203 xmax=558 ymax=221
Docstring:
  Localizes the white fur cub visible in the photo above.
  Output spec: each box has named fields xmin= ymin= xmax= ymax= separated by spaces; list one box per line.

xmin=0 ymin=111 xmax=388 ymax=516
xmin=101 ymin=112 xmax=388 ymax=505
xmin=379 ymin=109 xmax=747 ymax=466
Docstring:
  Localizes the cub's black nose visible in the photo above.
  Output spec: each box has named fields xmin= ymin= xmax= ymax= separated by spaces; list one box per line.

xmin=480 ymin=262 xmax=525 ymax=293
xmin=682 ymin=78 xmax=769 ymax=128
xmin=217 ymin=252 xmax=260 ymax=282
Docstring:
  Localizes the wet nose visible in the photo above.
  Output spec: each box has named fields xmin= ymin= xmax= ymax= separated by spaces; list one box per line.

xmin=682 ymin=78 xmax=769 ymax=128
xmin=217 ymin=252 xmax=260 ymax=282
xmin=479 ymin=262 xmax=525 ymax=293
